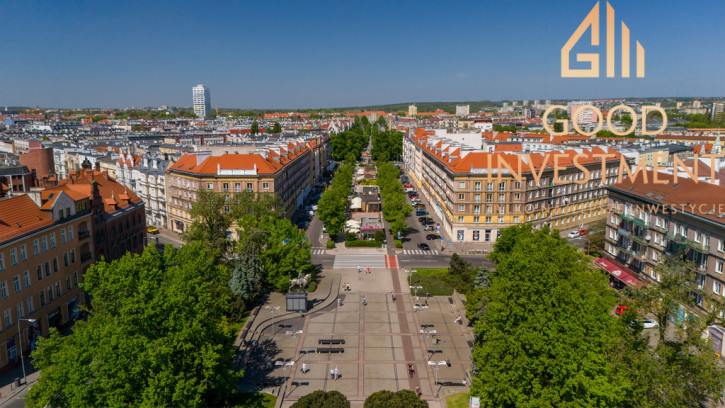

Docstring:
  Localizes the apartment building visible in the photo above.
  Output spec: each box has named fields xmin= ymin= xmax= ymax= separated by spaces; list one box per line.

xmin=403 ymin=130 xmax=627 ymax=242
xmin=0 ymin=193 xmax=92 ymax=371
xmin=133 ymin=153 xmax=170 ymax=228
xmin=604 ymin=172 xmax=725 ymax=311
xmin=166 ymin=141 xmax=313 ymax=234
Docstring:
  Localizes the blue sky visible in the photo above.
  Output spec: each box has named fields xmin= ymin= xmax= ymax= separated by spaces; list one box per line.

xmin=1 ymin=0 xmax=723 ymax=109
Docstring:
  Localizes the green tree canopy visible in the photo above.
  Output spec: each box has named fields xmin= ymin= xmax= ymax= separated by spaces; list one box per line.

xmin=292 ymin=390 xmax=350 ymax=408
xmin=26 ymin=244 xmax=239 ymax=407
xmin=183 ymin=189 xmax=233 ymax=260
xmin=273 ymin=121 xmax=282 ymax=133
xmin=471 ymin=224 xmax=623 ymax=407
xmin=364 ymin=389 xmax=428 ymax=408
xmin=251 ymin=119 xmax=259 ymax=134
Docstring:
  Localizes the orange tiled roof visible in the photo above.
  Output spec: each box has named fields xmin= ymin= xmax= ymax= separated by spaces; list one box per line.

xmin=0 ymin=195 xmax=53 ymax=243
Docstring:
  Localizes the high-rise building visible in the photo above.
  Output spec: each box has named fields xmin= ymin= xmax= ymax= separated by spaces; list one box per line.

xmin=408 ymin=104 xmax=417 ymax=116
xmin=522 ymin=100 xmax=529 ymax=107
xmin=455 ymin=105 xmax=470 ymax=117
xmin=711 ymin=102 xmax=724 ymax=121
xmin=192 ymin=84 xmax=211 ymax=118
xmin=693 ymin=100 xmax=702 ymax=109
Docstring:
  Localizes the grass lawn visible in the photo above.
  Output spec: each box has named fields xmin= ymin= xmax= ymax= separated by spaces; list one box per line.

xmin=409 ymin=268 xmax=454 ymax=296
xmin=231 ymin=392 xmax=277 ymax=408
xmin=446 ymin=392 xmax=471 ymax=408
xmin=229 ymin=310 xmax=251 ymax=336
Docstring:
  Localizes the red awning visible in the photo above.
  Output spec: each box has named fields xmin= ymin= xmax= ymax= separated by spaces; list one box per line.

xmin=594 ymin=257 xmax=643 ymax=287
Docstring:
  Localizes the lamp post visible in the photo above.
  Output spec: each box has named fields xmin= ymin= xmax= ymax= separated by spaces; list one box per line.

xmin=428 ymin=360 xmax=446 ymax=397
xmin=275 ymin=360 xmax=295 ymax=395
xmin=286 ymin=330 xmax=303 ymax=357
xmin=17 ymin=318 xmax=36 ymax=385
xmin=416 ymin=304 xmax=424 ymax=328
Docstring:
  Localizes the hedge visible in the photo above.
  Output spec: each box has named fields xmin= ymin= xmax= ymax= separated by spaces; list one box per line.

xmin=345 ymin=240 xmax=383 ymax=248
xmin=326 ymin=240 xmax=335 ymax=249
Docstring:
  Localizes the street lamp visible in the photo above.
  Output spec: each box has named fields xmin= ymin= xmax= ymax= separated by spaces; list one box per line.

xmin=415 ymin=304 xmax=424 ymax=328
xmin=428 ymin=360 xmax=446 ymax=397
xmin=286 ymin=330 xmax=303 ymax=355
xmin=275 ymin=360 xmax=295 ymax=395
xmin=420 ymin=328 xmax=437 ymax=348
xmin=18 ymin=318 xmax=36 ymax=385
xmin=410 ymin=285 xmax=422 ymax=299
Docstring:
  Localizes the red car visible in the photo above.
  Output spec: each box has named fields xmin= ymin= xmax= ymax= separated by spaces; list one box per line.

xmin=615 ymin=305 xmax=629 ymax=316
xmin=579 ymin=229 xmax=588 ymax=236
xmin=404 ymin=184 xmax=413 ymax=188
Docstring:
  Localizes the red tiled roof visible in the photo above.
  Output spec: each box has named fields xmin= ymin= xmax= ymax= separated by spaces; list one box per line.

xmin=0 ymin=195 xmax=53 ymax=243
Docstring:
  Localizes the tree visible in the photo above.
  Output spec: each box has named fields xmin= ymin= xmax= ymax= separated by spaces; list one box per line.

xmin=273 ymin=121 xmax=282 ymax=134
xmin=228 ymin=253 xmax=265 ymax=318
xmin=553 ymin=122 xmax=564 ymax=133
xmin=447 ymin=253 xmax=475 ymax=294
xmin=364 ymin=390 xmax=428 ymax=408
xmin=615 ymin=255 xmax=725 ymax=407
xmin=184 ymin=189 xmax=233 ymax=260
xmin=292 ymin=390 xmax=350 ymax=408
xmin=250 ymin=119 xmax=259 ymax=134
xmin=471 ymin=224 xmax=623 ymax=407
xmin=26 ymin=244 xmax=239 ymax=407
xmin=583 ymin=217 xmax=606 ymax=256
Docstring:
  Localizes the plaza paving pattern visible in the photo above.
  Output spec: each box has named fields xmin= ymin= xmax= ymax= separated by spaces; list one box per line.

xmin=239 ymin=263 xmax=473 ymax=406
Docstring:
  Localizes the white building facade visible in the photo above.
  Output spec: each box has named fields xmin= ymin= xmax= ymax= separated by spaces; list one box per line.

xmin=192 ymin=84 xmax=211 ymax=118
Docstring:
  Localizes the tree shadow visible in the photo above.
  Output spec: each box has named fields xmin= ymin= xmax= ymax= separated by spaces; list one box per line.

xmin=237 ymin=337 xmax=284 ymax=393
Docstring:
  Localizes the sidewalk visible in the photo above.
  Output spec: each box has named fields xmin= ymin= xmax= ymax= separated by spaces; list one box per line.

xmin=0 ymin=359 xmax=39 ymax=406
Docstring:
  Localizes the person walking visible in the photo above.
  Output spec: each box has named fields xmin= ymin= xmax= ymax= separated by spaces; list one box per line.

xmin=357 ymin=265 xmax=361 ymax=273
xmin=391 ymin=291 xmax=395 ymax=301
xmin=330 ymin=368 xmax=335 ymax=380
xmin=367 ymin=266 xmax=370 ymax=274
xmin=362 ymin=296 xmax=367 ymax=306
xmin=334 ymin=366 xmax=339 ymax=380
xmin=301 ymin=363 xmax=307 ymax=373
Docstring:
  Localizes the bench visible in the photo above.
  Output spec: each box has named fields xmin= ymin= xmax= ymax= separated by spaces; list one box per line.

xmin=317 ymin=347 xmax=345 ymax=353
xmin=318 ymin=339 xmax=345 ymax=345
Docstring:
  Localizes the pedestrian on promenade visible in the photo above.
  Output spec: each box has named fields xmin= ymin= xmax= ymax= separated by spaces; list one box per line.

xmin=357 ymin=265 xmax=361 ymax=273
xmin=334 ymin=366 xmax=339 ymax=380
xmin=337 ymin=297 xmax=342 ymax=307
xmin=367 ymin=266 xmax=370 ymax=274
xmin=415 ymin=385 xmax=421 ymax=396
xmin=362 ymin=296 xmax=367 ymax=306
xmin=330 ymin=368 xmax=335 ymax=379
xmin=301 ymin=363 xmax=307 ymax=373
xmin=391 ymin=291 xmax=395 ymax=301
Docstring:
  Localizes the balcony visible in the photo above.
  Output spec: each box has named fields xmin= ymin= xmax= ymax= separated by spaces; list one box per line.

xmin=666 ymin=232 xmax=687 ymax=244
xmin=617 ymin=228 xmax=631 ymax=237
xmin=631 ymin=234 xmax=647 ymax=245
xmin=686 ymin=239 xmax=710 ymax=253
xmin=632 ymin=218 xmax=649 ymax=228
xmin=78 ymin=230 xmax=90 ymax=240
xmin=650 ymin=224 xmax=667 ymax=233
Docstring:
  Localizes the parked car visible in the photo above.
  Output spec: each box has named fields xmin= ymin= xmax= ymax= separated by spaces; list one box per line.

xmin=408 ymin=192 xmax=418 ymax=198
xmin=567 ymin=230 xmax=580 ymax=239
xmin=419 ymin=217 xmax=434 ymax=224
xmin=423 ymin=225 xmax=435 ymax=231
xmin=404 ymin=184 xmax=413 ymax=189
xmin=426 ymin=234 xmax=440 ymax=240
xmin=414 ymin=204 xmax=426 ymax=209
xmin=416 ymin=210 xmax=427 ymax=216
xmin=418 ymin=243 xmax=430 ymax=251
xmin=641 ymin=318 xmax=659 ymax=329
xmin=615 ymin=305 xmax=629 ymax=316
xmin=579 ymin=229 xmax=588 ymax=236
xmin=147 ymin=227 xmax=160 ymax=234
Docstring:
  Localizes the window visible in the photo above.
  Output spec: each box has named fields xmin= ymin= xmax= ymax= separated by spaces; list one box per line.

xmin=222 ymin=183 xmax=229 ymax=192
xmin=473 ymin=216 xmax=480 ymax=223
xmin=13 ymin=276 xmax=20 ymax=293
xmin=717 ymin=261 xmax=724 ymax=275
xmin=474 ymin=205 xmax=481 ymax=215
xmin=70 ymin=249 xmax=76 ymax=263
xmin=73 ymin=272 xmax=79 ymax=287
xmin=207 ymin=183 xmax=213 ymax=190
xmin=473 ymin=231 xmax=480 ymax=241
xmin=513 ymin=216 xmax=520 ymax=223
xmin=41 ymin=237 xmax=48 ymax=252
xmin=458 ymin=205 xmax=465 ymax=213
xmin=499 ymin=182 xmax=506 ymax=191
xmin=33 ymin=240 xmax=40 ymax=255
xmin=498 ymin=217 xmax=504 ymax=223
xmin=458 ymin=181 xmax=465 ymax=189
xmin=474 ymin=182 xmax=481 ymax=191
xmin=262 ymin=182 xmax=269 ymax=190
xmin=23 ymin=271 xmax=30 ymax=287
xmin=474 ymin=194 xmax=481 ymax=202
xmin=66 ymin=276 xmax=71 ymax=291
xmin=234 ymin=183 xmax=241 ymax=192
xmin=486 ymin=182 xmax=493 ymax=191
xmin=50 ymin=233 xmax=56 ymax=248
xmin=17 ymin=303 xmax=23 ymax=320
xmin=44 ymin=262 xmax=50 ymax=277
xmin=68 ymin=226 xmax=74 ymax=241
xmin=719 ymin=239 xmax=725 ymax=253
xmin=55 ymin=282 xmax=61 ymax=297
xmin=458 ymin=194 xmax=465 ymax=201
xmin=4 ymin=309 xmax=11 ymax=329
xmin=48 ymin=287 xmax=54 ymax=301
xmin=0 ymin=253 xmax=4 ymax=271
xmin=53 ymin=258 xmax=59 ymax=273
xmin=246 ymin=183 xmax=253 ymax=192
xmin=486 ymin=216 xmax=492 ymax=223
xmin=457 ymin=216 xmax=464 ymax=223
xmin=36 ymin=265 xmax=42 ymax=281
xmin=715 ymin=281 xmax=722 ymax=296
xmin=514 ymin=193 xmax=520 ymax=200
xmin=514 ymin=181 xmax=521 ymax=189
xmin=486 ymin=194 xmax=493 ymax=203
xmin=0 ymin=282 xmax=7 ymax=299
xmin=498 ymin=194 xmax=505 ymax=203
xmin=64 ymin=253 xmax=69 ymax=267
xmin=20 ymin=245 xmax=27 ymax=261
xmin=26 ymin=297 xmax=33 ymax=314
xmin=40 ymin=291 xmax=45 ymax=306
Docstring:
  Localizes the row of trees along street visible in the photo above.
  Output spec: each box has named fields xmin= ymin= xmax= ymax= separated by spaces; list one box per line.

xmin=376 ymin=162 xmax=413 ymax=237
xmin=317 ymin=162 xmax=355 ymax=237
xmin=466 ymin=224 xmax=725 ymax=408
xmin=26 ymin=189 xmax=315 ymax=407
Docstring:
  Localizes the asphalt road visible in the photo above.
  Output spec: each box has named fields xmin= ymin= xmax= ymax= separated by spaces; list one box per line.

xmin=1 ymin=385 xmax=30 ymax=408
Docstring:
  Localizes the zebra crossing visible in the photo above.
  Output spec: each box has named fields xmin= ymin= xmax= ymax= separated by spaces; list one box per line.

xmin=311 ymin=248 xmax=326 ymax=255
xmin=401 ymin=249 xmax=439 ymax=255
xmin=333 ymin=254 xmax=387 ymax=269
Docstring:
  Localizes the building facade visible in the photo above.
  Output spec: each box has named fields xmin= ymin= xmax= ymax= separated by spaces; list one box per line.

xmin=192 ymin=84 xmax=211 ymax=118
xmin=133 ymin=154 xmax=170 ymax=228
xmin=0 ymin=194 xmax=91 ymax=371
